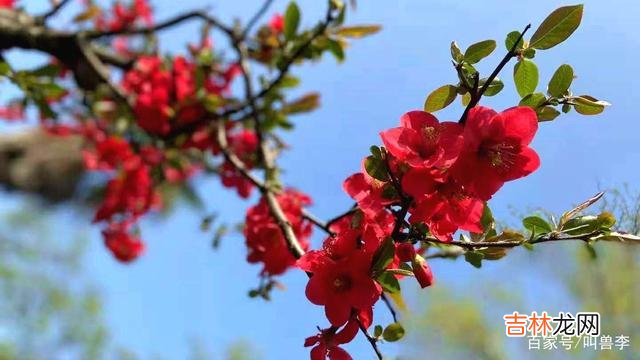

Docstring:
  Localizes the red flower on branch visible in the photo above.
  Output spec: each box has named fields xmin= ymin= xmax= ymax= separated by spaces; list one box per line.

xmin=245 ymin=189 xmax=313 ymax=275
xmin=298 ymin=250 xmax=381 ymax=327
xmin=451 ymin=106 xmax=540 ymax=200
xmin=380 ymin=110 xmax=463 ymax=171
xmin=304 ymin=319 xmax=360 ymax=360
xmin=102 ymin=222 xmax=145 ymax=263
xmin=0 ymin=0 xmax=14 ymax=9
xmin=268 ymin=14 xmax=284 ymax=33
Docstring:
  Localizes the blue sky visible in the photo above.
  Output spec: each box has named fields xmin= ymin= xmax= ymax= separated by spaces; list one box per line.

xmin=4 ymin=0 xmax=640 ymax=358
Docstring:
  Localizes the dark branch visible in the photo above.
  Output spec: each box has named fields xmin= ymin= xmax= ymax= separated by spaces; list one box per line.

xmin=459 ymin=24 xmax=531 ymax=124
xmin=242 ymin=0 xmax=276 ymax=40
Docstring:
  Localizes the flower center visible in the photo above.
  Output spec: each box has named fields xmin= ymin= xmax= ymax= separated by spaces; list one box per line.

xmin=478 ymin=140 xmax=519 ymax=172
xmin=332 ymin=274 xmax=352 ymax=293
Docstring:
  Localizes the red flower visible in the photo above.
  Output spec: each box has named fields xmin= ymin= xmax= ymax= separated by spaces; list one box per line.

xmin=0 ymin=103 xmax=24 ymax=121
xmin=245 ymin=189 xmax=312 ymax=275
xmin=102 ymin=222 xmax=145 ymax=263
xmin=451 ymin=106 xmax=540 ymax=200
xmin=0 ymin=0 xmax=14 ymax=9
xmin=412 ymin=255 xmax=434 ymax=288
xmin=268 ymin=14 xmax=284 ymax=33
xmin=403 ymin=168 xmax=483 ymax=241
xmin=380 ymin=110 xmax=463 ymax=171
xmin=343 ymin=162 xmax=397 ymax=218
xmin=94 ymin=165 xmax=157 ymax=222
xmin=298 ymin=250 xmax=381 ymax=327
xmin=83 ymin=136 xmax=135 ymax=171
xmin=304 ymin=320 xmax=359 ymax=360
xmin=218 ymin=129 xmax=259 ymax=198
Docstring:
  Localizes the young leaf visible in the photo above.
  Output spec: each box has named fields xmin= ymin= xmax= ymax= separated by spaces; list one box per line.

xmin=364 ymin=156 xmax=389 ymax=182
xmin=505 ymin=30 xmax=524 ymax=51
xmin=464 ymin=40 xmax=497 ymax=64
xmin=424 ymin=85 xmax=457 ymax=112
xmin=530 ymin=4 xmax=584 ymax=50
xmin=523 ymin=216 xmax=553 ymax=237
xmin=519 ymin=92 xmax=546 ymax=109
xmin=572 ymin=95 xmax=610 ymax=115
xmin=514 ymin=59 xmax=539 ymax=97
xmin=334 ymin=25 xmax=382 ymax=38
xmin=464 ymin=251 xmax=484 ymax=268
xmin=382 ymin=323 xmax=405 ymax=342
xmin=284 ymin=2 xmax=301 ymax=41
xmin=547 ymin=64 xmax=574 ymax=96
xmin=376 ymin=271 xmax=401 ymax=293
xmin=538 ymin=106 xmax=561 ymax=121
xmin=450 ymin=41 xmax=464 ymax=62
xmin=481 ymin=78 xmax=504 ymax=97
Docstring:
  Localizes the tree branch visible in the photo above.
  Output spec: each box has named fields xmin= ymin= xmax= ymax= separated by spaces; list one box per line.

xmin=459 ymin=24 xmax=531 ymax=124
xmin=242 ymin=0 xmax=276 ymax=40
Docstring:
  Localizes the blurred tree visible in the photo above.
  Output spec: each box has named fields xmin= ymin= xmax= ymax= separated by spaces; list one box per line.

xmin=401 ymin=187 xmax=639 ymax=360
xmin=0 ymin=202 xmax=108 ymax=360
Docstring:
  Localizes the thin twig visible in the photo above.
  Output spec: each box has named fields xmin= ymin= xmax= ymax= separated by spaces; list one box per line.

xmin=37 ymin=0 xmax=72 ymax=23
xmin=459 ymin=24 xmax=531 ymax=124
xmin=242 ymin=0 xmax=276 ymax=40
xmin=357 ymin=318 xmax=383 ymax=360
xmin=381 ymin=293 xmax=398 ymax=323
xmin=87 ymin=10 xmax=234 ymax=39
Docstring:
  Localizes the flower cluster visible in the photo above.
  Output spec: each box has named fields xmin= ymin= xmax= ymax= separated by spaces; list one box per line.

xmin=245 ymin=189 xmax=313 ymax=276
xmin=348 ymin=106 xmax=539 ymax=241
xmin=83 ymin=134 xmax=159 ymax=262
xmin=94 ymin=0 xmax=153 ymax=31
xmin=121 ymin=55 xmax=239 ymax=136
xmin=295 ymin=106 xmax=539 ymax=359
xmin=0 ymin=0 xmax=13 ymax=9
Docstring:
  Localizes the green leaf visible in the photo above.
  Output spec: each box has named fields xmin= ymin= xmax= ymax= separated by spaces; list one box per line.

xmin=523 ymin=216 xmax=553 ymax=237
xmin=376 ymin=271 xmax=401 ymax=294
xmin=373 ymin=325 xmax=383 ymax=338
xmin=464 ymin=40 xmax=497 ymax=64
xmin=513 ymin=59 xmax=539 ymax=97
xmin=364 ymin=155 xmax=389 ymax=182
xmin=461 ymin=92 xmax=471 ymax=106
xmin=505 ymin=31 xmax=524 ymax=51
xmin=450 ymin=41 xmax=464 ymax=62
xmin=371 ymin=237 xmax=395 ymax=273
xmin=279 ymin=75 xmax=301 ymax=88
xmin=326 ymin=38 xmax=345 ymax=62
xmin=284 ymin=2 xmax=301 ymax=41
xmin=481 ymin=78 xmax=504 ymax=97
xmin=382 ymin=323 xmax=405 ymax=342
xmin=519 ymin=92 xmax=546 ymax=109
xmin=424 ymin=85 xmax=457 ymax=112
xmin=548 ymin=64 xmax=574 ymax=97
xmin=572 ymin=95 xmax=610 ymax=115
xmin=282 ymin=92 xmax=320 ymax=114
xmin=537 ymin=106 xmax=561 ymax=121
xmin=530 ymin=4 xmax=584 ymax=50
xmin=333 ymin=25 xmax=381 ymax=38
xmin=464 ymin=251 xmax=484 ymax=268
xmin=0 ymin=62 xmax=10 ymax=77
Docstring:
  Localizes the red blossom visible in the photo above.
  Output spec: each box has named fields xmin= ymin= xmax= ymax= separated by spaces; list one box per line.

xmin=0 ymin=103 xmax=24 ymax=121
xmin=82 ymin=136 xmax=135 ymax=171
xmin=304 ymin=319 xmax=359 ymax=360
xmin=403 ymin=168 xmax=483 ymax=241
xmin=94 ymin=164 xmax=157 ymax=222
xmin=451 ymin=106 xmax=540 ymax=200
xmin=380 ymin=110 xmax=463 ymax=171
xmin=298 ymin=249 xmax=381 ymax=327
xmin=0 ymin=0 xmax=14 ymax=9
xmin=245 ymin=189 xmax=312 ymax=275
xmin=343 ymin=162 xmax=397 ymax=218
xmin=102 ymin=222 xmax=145 ymax=263
xmin=268 ymin=14 xmax=284 ymax=33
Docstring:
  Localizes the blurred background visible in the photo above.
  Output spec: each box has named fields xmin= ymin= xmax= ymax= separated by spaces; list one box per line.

xmin=0 ymin=0 xmax=638 ymax=359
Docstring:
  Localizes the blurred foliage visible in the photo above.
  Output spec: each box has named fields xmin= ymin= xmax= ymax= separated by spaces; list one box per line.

xmin=0 ymin=203 xmax=108 ymax=360
xmin=400 ymin=187 xmax=639 ymax=359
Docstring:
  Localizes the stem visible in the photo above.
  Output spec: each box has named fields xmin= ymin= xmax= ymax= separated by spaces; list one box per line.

xmin=37 ymin=0 xmax=72 ymax=24
xmin=459 ymin=24 xmax=531 ymax=124
xmin=381 ymin=293 xmax=398 ymax=323
xmin=242 ymin=0 xmax=276 ymax=40
xmin=357 ymin=319 xmax=383 ymax=360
